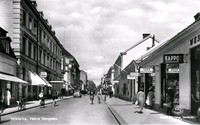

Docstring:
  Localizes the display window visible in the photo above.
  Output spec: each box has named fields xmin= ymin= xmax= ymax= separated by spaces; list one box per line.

xmin=191 ymin=46 xmax=200 ymax=115
xmin=161 ymin=63 xmax=179 ymax=107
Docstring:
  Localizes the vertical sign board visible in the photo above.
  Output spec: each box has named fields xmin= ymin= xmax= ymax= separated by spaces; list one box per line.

xmin=163 ymin=54 xmax=184 ymax=63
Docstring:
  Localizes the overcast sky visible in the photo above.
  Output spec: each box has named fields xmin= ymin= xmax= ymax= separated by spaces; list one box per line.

xmin=37 ymin=0 xmax=200 ymax=85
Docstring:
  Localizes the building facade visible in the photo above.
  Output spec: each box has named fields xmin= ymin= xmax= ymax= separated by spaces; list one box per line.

xmin=112 ymin=34 xmax=159 ymax=101
xmin=139 ymin=13 xmax=200 ymax=116
xmin=80 ymin=70 xmax=87 ymax=91
xmin=0 ymin=27 xmax=27 ymax=103
xmin=0 ymin=0 xmax=62 ymax=100
xmin=62 ymin=48 xmax=80 ymax=94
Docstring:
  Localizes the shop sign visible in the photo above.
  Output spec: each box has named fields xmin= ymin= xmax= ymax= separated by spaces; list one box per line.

xmin=140 ymin=68 xmax=154 ymax=73
xmin=167 ymin=68 xmax=179 ymax=73
xmin=151 ymin=73 xmax=155 ymax=76
xmin=40 ymin=72 xmax=47 ymax=78
xmin=127 ymin=72 xmax=141 ymax=79
xmin=190 ymin=34 xmax=200 ymax=48
xmin=130 ymin=72 xmax=141 ymax=77
xmin=163 ymin=54 xmax=184 ymax=63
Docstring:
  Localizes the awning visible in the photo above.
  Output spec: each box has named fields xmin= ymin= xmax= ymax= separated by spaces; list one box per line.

xmin=29 ymin=71 xmax=47 ymax=86
xmin=41 ymin=77 xmax=52 ymax=87
xmin=0 ymin=73 xmax=28 ymax=83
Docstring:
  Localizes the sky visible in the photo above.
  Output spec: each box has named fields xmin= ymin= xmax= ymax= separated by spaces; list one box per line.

xmin=36 ymin=0 xmax=200 ymax=85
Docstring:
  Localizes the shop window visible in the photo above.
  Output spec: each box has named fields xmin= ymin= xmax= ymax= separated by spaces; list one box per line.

xmin=165 ymin=64 xmax=179 ymax=105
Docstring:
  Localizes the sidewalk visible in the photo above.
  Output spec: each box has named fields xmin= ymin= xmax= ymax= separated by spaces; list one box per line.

xmin=1 ymin=96 xmax=73 ymax=116
xmin=105 ymin=97 xmax=199 ymax=125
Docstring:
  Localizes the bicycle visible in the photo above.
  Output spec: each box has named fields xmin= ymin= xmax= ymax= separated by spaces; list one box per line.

xmin=40 ymin=98 xmax=45 ymax=108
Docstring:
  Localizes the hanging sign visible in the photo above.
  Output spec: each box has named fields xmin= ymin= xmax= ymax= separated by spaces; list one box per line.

xmin=140 ymin=68 xmax=154 ymax=73
xmin=127 ymin=72 xmax=141 ymax=79
xmin=167 ymin=68 xmax=179 ymax=73
xmin=163 ymin=54 xmax=184 ymax=63
xmin=40 ymin=72 xmax=47 ymax=78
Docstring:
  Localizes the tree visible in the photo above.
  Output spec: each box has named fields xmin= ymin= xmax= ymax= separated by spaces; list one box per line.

xmin=87 ymin=80 xmax=97 ymax=92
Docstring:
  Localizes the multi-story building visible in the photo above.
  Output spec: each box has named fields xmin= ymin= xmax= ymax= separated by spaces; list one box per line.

xmin=0 ymin=27 xmax=27 ymax=103
xmin=80 ymin=70 xmax=87 ymax=91
xmin=62 ymin=48 xmax=80 ymax=94
xmin=0 ymin=0 xmax=62 ymax=100
xmin=111 ymin=34 xmax=160 ymax=101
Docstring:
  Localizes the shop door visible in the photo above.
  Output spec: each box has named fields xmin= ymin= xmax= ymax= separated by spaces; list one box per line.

xmin=191 ymin=47 xmax=200 ymax=115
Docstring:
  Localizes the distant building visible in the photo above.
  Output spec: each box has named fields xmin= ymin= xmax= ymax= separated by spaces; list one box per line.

xmin=80 ymin=70 xmax=87 ymax=91
xmin=62 ymin=48 xmax=80 ymax=93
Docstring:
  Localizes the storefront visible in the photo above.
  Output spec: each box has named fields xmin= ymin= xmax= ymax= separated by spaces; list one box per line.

xmin=190 ymin=40 xmax=200 ymax=115
xmin=160 ymin=54 xmax=183 ymax=108
xmin=139 ymin=67 xmax=155 ymax=97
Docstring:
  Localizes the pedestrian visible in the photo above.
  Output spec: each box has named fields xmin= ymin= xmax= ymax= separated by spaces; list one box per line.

xmin=4 ymin=88 xmax=11 ymax=108
xmin=89 ymin=91 xmax=95 ymax=104
xmin=146 ymin=86 xmax=155 ymax=109
xmin=52 ymin=90 xmax=57 ymax=106
xmin=166 ymin=86 xmax=174 ymax=116
xmin=97 ymin=91 xmax=102 ymax=103
xmin=137 ymin=87 xmax=145 ymax=113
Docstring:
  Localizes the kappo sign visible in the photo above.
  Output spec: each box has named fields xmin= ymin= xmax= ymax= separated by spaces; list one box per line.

xmin=163 ymin=54 xmax=184 ymax=63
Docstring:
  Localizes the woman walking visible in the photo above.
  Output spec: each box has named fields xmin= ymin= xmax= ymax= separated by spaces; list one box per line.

xmin=146 ymin=86 xmax=155 ymax=109
xmin=137 ymin=87 xmax=145 ymax=113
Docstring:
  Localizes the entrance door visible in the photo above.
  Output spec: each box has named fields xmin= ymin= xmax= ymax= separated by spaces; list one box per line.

xmin=191 ymin=47 xmax=200 ymax=115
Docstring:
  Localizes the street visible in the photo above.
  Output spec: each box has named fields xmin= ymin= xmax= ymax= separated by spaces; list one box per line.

xmin=1 ymin=96 xmax=118 ymax=125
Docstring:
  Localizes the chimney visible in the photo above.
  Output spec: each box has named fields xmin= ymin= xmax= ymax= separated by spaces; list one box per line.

xmin=142 ymin=33 xmax=150 ymax=39
xmin=194 ymin=12 xmax=200 ymax=21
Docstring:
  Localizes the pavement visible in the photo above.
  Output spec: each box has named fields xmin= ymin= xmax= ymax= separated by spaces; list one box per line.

xmin=0 ymin=96 xmax=73 ymax=116
xmin=1 ymin=95 xmax=200 ymax=125
xmin=104 ymin=96 xmax=200 ymax=125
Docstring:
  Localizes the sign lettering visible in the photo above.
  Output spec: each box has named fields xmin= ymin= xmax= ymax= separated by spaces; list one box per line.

xmin=163 ymin=54 xmax=184 ymax=63
xmin=140 ymin=68 xmax=154 ymax=73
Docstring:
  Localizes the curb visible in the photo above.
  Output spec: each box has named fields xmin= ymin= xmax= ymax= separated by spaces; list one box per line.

xmin=104 ymin=99 xmax=128 ymax=125
xmin=1 ymin=96 xmax=73 ymax=116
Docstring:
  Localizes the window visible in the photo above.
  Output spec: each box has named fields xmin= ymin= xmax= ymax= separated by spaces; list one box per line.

xmin=22 ymin=36 xmax=26 ymax=54
xmin=47 ymin=56 xmax=50 ymax=68
xmin=22 ymin=10 xmax=27 ymax=26
xmin=28 ymin=16 xmax=33 ymax=30
xmin=39 ymin=50 xmax=42 ymax=63
xmin=33 ymin=22 xmax=37 ymax=35
xmin=1 ymin=40 xmax=10 ymax=54
xmin=28 ymin=41 xmax=32 ymax=58
xmin=33 ymin=45 xmax=37 ymax=60
xmin=39 ymin=29 xmax=42 ymax=42
xmin=47 ymin=38 xmax=50 ymax=48
xmin=43 ymin=52 xmax=46 ymax=65
xmin=43 ymin=33 xmax=46 ymax=43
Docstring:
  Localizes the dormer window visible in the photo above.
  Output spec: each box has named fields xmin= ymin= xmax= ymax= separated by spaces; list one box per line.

xmin=1 ymin=39 xmax=10 ymax=54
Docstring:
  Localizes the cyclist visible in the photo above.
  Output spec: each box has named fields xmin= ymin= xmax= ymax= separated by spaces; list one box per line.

xmin=52 ymin=90 xmax=57 ymax=106
xmin=39 ymin=90 xmax=45 ymax=108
